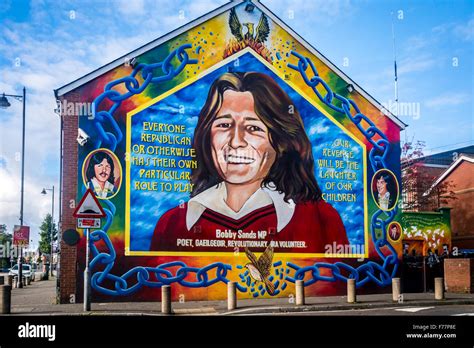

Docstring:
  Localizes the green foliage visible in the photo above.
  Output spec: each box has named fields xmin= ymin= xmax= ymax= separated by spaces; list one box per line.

xmin=401 ymin=140 xmax=457 ymax=211
xmin=0 ymin=229 xmax=12 ymax=268
xmin=39 ymin=214 xmax=58 ymax=255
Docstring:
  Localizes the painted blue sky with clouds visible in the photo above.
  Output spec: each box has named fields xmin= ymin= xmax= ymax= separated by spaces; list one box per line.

xmin=0 ymin=0 xmax=472 ymax=248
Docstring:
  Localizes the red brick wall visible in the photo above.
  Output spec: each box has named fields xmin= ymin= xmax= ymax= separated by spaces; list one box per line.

xmin=441 ymin=161 xmax=474 ymax=249
xmin=444 ymin=258 xmax=474 ymax=293
xmin=59 ymin=92 xmax=79 ymax=304
xmin=403 ymin=163 xmax=447 ymax=211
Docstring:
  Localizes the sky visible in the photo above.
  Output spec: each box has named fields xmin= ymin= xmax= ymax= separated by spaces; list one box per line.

xmin=0 ymin=0 xmax=472 ymax=249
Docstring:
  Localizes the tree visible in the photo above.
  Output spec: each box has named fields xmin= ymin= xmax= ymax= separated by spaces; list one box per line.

xmin=39 ymin=214 xmax=58 ymax=255
xmin=401 ymin=140 xmax=456 ymax=211
xmin=0 ymin=227 xmax=12 ymax=269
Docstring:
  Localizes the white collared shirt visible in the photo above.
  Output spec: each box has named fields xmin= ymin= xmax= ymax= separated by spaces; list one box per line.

xmin=90 ymin=177 xmax=114 ymax=199
xmin=378 ymin=191 xmax=390 ymax=210
xmin=186 ymin=182 xmax=295 ymax=232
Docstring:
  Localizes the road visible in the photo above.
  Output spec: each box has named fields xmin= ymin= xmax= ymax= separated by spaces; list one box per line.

xmin=242 ymin=304 xmax=474 ymax=316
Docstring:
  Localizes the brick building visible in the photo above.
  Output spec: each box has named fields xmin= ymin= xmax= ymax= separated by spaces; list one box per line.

xmin=402 ymin=145 xmax=474 ymax=212
xmin=402 ymin=145 xmax=474 ymax=250
xmin=54 ymin=0 xmax=406 ymax=304
xmin=431 ymin=154 xmax=474 ymax=250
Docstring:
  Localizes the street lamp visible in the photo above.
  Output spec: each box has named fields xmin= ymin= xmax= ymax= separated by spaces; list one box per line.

xmin=41 ymin=186 xmax=55 ymax=277
xmin=1 ymin=88 xmax=26 ymax=288
xmin=0 ymin=94 xmax=12 ymax=108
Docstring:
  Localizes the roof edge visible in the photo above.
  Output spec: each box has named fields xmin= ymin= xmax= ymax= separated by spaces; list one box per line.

xmin=55 ymin=0 xmax=408 ymax=130
xmin=431 ymin=155 xmax=474 ymax=189
xmin=54 ymin=0 xmax=244 ymax=97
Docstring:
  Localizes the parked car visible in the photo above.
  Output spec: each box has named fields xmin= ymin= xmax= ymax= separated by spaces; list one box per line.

xmin=8 ymin=264 xmax=32 ymax=278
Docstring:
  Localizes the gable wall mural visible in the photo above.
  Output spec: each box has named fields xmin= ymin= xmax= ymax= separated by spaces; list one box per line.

xmin=59 ymin=1 xmax=404 ymax=301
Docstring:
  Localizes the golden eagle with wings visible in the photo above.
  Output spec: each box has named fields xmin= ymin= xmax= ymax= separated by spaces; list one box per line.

xmin=244 ymin=246 xmax=275 ymax=295
xmin=224 ymin=8 xmax=272 ymax=62
xmin=229 ymin=8 xmax=270 ymax=44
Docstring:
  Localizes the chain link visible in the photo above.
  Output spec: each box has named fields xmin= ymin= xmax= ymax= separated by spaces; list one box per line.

xmin=84 ymin=45 xmax=241 ymax=295
xmin=84 ymin=45 xmax=398 ymax=296
xmin=90 ymin=44 xmax=198 ymax=151
xmin=284 ymin=51 xmax=399 ymax=288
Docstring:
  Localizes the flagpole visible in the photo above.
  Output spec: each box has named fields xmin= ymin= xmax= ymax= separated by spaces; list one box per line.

xmin=391 ymin=12 xmax=399 ymax=117
xmin=83 ymin=228 xmax=91 ymax=311
xmin=391 ymin=11 xmax=406 ymax=145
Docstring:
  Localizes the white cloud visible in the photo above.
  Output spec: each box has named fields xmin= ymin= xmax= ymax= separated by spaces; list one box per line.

xmin=117 ymin=0 xmax=146 ymax=16
xmin=424 ymin=92 xmax=470 ymax=109
xmin=397 ymin=55 xmax=437 ymax=75
xmin=0 ymin=0 xmax=228 ymax=249
xmin=404 ymin=34 xmax=435 ymax=53
xmin=454 ymin=18 xmax=474 ymax=42
xmin=308 ymin=123 xmax=329 ymax=136
xmin=429 ymin=17 xmax=474 ymax=42
xmin=264 ymin=0 xmax=355 ymax=26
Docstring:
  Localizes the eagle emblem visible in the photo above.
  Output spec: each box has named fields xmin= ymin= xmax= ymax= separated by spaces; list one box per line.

xmin=224 ymin=8 xmax=272 ymax=62
xmin=244 ymin=246 xmax=275 ymax=295
xmin=229 ymin=7 xmax=270 ymax=43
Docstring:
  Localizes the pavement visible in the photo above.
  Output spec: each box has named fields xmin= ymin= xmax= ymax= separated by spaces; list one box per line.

xmin=273 ymin=304 xmax=474 ymax=316
xmin=4 ymin=277 xmax=474 ymax=316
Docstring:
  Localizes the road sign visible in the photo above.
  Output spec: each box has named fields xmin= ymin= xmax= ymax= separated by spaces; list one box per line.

xmin=13 ymin=225 xmax=30 ymax=247
xmin=77 ymin=218 xmax=101 ymax=229
xmin=73 ymin=188 xmax=106 ymax=218
xmin=73 ymin=190 xmax=104 ymax=312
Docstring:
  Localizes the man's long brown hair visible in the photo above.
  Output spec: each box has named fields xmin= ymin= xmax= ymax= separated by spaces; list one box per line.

xmin=191 ymin=72 xmax=322 ymax=203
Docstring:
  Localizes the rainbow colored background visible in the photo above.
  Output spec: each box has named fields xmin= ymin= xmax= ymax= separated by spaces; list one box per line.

xmin=66 ymin=2 xmax=403 ymax=301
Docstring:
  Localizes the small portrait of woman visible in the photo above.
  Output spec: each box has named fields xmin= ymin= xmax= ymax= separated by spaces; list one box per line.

xmin=372 ymin=169 xmax=398 ymax=211
xmin=387 ymin=222 xmax=402 ymax=242
xmin=83 ymin=149 xmax=122 ymax=199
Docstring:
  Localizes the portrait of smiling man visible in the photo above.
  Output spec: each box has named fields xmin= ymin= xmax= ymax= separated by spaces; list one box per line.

xmin=150 ymin=72 xmax=349 ymax=253
xmin=85 ymin=151 xmax=117 ymax=199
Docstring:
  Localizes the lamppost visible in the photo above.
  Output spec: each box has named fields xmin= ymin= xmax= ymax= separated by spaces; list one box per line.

xmin=0 ymin=88 xmax=26 ymax=288
xmin=41 ymin=186 xmax=55 ymax=277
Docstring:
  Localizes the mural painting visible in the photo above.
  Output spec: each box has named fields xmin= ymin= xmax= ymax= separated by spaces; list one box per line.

xmin=400 ymin=210 xmax=452 ymax=292
xmin=401 ymin=211 xmax=451 ymax=257
xmin=59 ymin=1 xmax=406 ymax=301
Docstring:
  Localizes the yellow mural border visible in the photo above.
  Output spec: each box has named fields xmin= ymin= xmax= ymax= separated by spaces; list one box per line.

xmin=125 ymin=47 xmax=368 ymax=258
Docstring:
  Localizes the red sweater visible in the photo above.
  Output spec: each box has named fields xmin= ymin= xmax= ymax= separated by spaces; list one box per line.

xmin=150 ymin=200 xmax=349 ymax=253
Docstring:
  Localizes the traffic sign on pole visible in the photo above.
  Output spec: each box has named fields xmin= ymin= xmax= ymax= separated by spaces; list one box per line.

xmin=73 ymin=189 xmax=105 ymax=313
xmin=77 ymin=218 xmax=101 ymax=229
xmin=73 ymin=189 xmax=106 ymax=218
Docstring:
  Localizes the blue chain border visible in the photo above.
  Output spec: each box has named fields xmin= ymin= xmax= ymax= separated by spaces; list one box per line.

xmin=81 ymin=44 xmax=398 ymax=296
